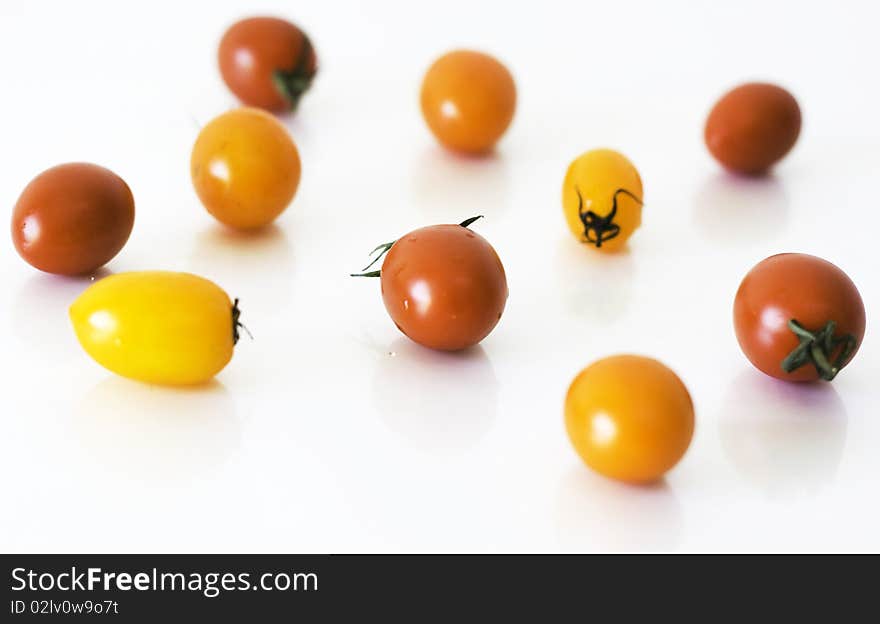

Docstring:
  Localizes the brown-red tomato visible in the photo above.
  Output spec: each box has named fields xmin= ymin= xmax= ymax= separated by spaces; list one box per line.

xmin=733 ymin=253 xmax=865 ymax=382
xmin=218 ymin=16 xmax=317 ymax=113
xmin=705 ymin=82 xmax=801 ymax=175
xmin=355 ymin=218 xmax=508 ymax=351
xmin=12 ymin=163 xmax=135 ymax=275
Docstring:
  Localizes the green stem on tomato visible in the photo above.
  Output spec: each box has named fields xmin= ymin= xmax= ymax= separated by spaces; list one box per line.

xmin=350 ymin=216 xmax=484 ymax=278
xmin=232 ymin=298 xmax=252 ymax=345
xmin=272 ymin=35 xmax=316 ymax=112
xmin=780 ymin=319 xmax=856 ymax=381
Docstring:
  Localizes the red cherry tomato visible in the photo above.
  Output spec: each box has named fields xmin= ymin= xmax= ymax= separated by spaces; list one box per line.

xmin=354 ymin=217 xmax=508 ymax=351
xmin=733 ymin=253 xmax=865 ymax=382
xmin=705 ymin=82 xmax=801 ymax=175
xmin=218 ymin=16 xmax=317 ymax=113
xmin=12 ymin=163 xmax=134 ymax=275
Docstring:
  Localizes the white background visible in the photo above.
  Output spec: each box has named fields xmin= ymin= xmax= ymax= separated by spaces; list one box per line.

xmin=0 ymin=0 xmax=877 ymax=553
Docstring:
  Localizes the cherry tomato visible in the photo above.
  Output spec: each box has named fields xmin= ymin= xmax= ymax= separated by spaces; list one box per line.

xmin=191 ymin=107 xmax=301 ymax=230
xmin=420 ymin=50 xmax=516 ymax=154
xmin=565 ymin=355 xmax=694 ymax=484
xmin=562 ymin=149 xmax=643 ymax=252
xmin=705 ymin=82 xmax=801 ymax=175
xmin=218 ymin=16 xmax=317 ymax=113
xmin=11 ymin=163 xmax=134 ymax=275
xmin=354 ymin=217 xmax=508 ymax=351
xmin=733 ymin=253 xmax=865 ymax=382
xmin=70 ymin=271 xmax=242 ymax=385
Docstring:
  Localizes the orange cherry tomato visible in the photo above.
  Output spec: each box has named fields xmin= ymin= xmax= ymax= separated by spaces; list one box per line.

xmin=191 ymin=107 xmax=301 ymax=230
xmin=354 ymin=217 xmax=508 ymax=351
xmin=733 ymin=253 xmax=865 ymax=382
xmin=218 ymin=16 xmax=317 ymax=113
xmin=420 ymin=50 xmax=516 ymax=154
xmin=565 ymin=355 xmax=695 ymax=484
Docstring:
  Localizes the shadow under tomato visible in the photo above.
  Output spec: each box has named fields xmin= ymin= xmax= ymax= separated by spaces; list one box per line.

xmin=371 ymin=338 xmax=498 ymax=455
xmin=718 ymin=369 xmax=848 ymax=499
xmin=12 ymin=268 xmax=114 ymax=353
xmin=410 ymin=146 xmax=510 ymax=221
xmin=73 ymin=377 xmax=240 ymax=485
xmin=554 ymin=236 xmax=636 ymax=325
xmin=692 ymin=172 xmax=789 ymax=246
xmin=555 ymin=465 xmax=683 ymax=552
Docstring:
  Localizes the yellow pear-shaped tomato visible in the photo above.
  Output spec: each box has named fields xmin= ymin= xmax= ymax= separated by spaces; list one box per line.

xmin=562 ymin=149 xmax=643 ymax=252
xmin=70 ymin=271 xmax=239 ymax=385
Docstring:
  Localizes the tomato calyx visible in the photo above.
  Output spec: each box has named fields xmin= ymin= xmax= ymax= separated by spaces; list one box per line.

xmin=350 ymin=216 xmax=484 ymax=278
xmin=458 ymin=215 xmax=484 ymax=229
xmin=781 ymin=319 xmax=857 ymax=381
xmin=577 ymin=188 xmax=642 ymax=248
xmin=232 ymin=298 xmax=252 ymax=345
xmin=272 ymin=36 xmax=316 ymax=112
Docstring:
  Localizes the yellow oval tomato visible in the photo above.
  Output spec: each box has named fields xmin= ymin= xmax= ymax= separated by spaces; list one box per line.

xmin=565 ymin=355 xmax=694 ymax=484
xmin=70 ymin=271 xmax=239 ymax=385
xmin=562 ymin=149 xmax=643 ymax=252
xmin=191 ymin=107 xmax=301 ymax=230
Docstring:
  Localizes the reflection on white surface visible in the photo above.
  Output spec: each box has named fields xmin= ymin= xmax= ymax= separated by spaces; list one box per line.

xmin=410 ymin=146 xmax=509 ymax=220
xmin=12 ymin=270 xmax=112 ymax=352
xmin=718 ymin=370 xmax=848 ymax=498
xmin=74 ymin=377 xmax=240 ymax=484
xmin=372 ymin=338 xmax=498 ymax=454
xmin=555 ymin=466 xmax=683 ymax=552
xmin=692 ymin=172 xmax=789 ymax=246
xmin=555 ymin=237 xmax=636 ymax=324
xmin=188 ymin=224 xmax=294 ymax=307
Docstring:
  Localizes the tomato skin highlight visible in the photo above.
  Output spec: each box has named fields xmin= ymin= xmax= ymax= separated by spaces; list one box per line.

xmin=70 ymin=271 xmax=236 ymax=385
xmin=191 ymin=107 xmax=301 ymax=230
xmin=218 ymin=16 xmax=317 ymax=112
xmin=379 ymin=224 xmax=508 ymax=351
xmin=565 ymin=355 xmax=695 ymax=484
xmin=562 ymin=149 xmax=643 ymax=252
xmin=733 ymin=253 xmax=865 ymax=382
xmin=420 ymin=50 xmax=516 ymax=154
xmin=12 ymin=163 xmax=134 ymax=275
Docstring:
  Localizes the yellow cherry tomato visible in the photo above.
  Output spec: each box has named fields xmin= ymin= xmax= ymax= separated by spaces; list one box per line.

xmin=191 ymin=107 xmax=301 ymax=230
xmin=70 ymin=271 xmax=240 ymax=385
xmin=562 ymin=149 xmax=643 ymax=252
xmin=565 ymin=355 xmax=694 ymax=484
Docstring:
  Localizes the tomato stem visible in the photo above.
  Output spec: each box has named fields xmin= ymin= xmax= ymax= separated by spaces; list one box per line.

xmin=781 ymin=319 xmax=856 ymax=381
xmin=272 ymin=35 xmax=316 ymax=112
xmin=232 ymin=298 xmax=252 ymax=345
xmin=576 ymin=188 xmax=642 ymax=248
xmin=350 ymin=216 xmax=484 ymax=278
xmin=459 ymin=215 xmax=484 ymax=228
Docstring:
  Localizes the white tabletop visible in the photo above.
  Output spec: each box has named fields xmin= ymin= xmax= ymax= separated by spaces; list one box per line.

xmin=1 ymin=0 xmax=877 ymax=553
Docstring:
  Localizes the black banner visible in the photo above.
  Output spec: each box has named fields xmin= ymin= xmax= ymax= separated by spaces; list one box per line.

xmin=0 ymin=553 xmax=862 ymax=620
